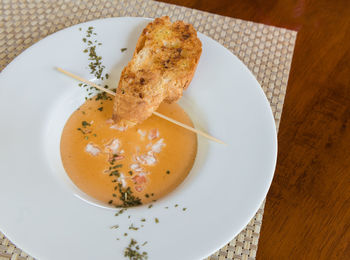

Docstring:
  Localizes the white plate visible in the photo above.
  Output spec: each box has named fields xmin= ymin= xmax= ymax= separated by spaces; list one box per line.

xmin=0 ymin=17 xmax=277 ymax=260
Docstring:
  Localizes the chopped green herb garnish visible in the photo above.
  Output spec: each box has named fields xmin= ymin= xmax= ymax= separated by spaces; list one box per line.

xmin=80 ymin=27 xmax=112 ymax=99
xmin=148 ymin=204 xmax=153 ymax=209
xmin=77 ymin=128 xmax=85 ymax=134
xmin=129 ymin=224 xmax=139 ymax=231
xmin=166 ymin=170 xmax=170 ymax=174
xmin=115 ymin=183 xmax=142 ymax=207
xmin=141 ymin=218 xmax=146 ymax=222
xmin=175 ymin=204 xmax=178 ymax=207
xmin=155 ymin=218 xmax=159 ymax=223
xmin=97 ymin=107 xmax=103 ymax=111
xmin=124 ymin=239 xmax=148 ymax=260
xmin=110 ymin=170 xmax=120 ymax=177
xmin=110 ymin=224 xmax=119 ymax=229
xmin=121 ymin=48 xmax=127 ymax=52
xmin=183 ymin=208 xmax=187 ymax=211
xmin=108 ymin=200 xmax=113 ymax=204
xmin=115 ymin=208 xmax=126 ymax=216
xmin=82 ymin=121 xmax=90 ymax=127
xmin=95 ymin=92 xmax=112 ymax=101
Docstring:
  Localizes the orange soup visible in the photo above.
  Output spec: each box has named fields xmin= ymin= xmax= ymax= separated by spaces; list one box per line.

xmin=60 ymin=96 xmax=197 ymax=206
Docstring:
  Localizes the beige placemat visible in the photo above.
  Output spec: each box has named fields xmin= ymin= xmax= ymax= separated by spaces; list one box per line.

xmin=0 ymin=0 xmax=297 ymax=259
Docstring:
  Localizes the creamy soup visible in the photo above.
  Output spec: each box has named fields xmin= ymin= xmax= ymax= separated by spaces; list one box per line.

xmin=60 ymin=96 xmax=197 ymax=206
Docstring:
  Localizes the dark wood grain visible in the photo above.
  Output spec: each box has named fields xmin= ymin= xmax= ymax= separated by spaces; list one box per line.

xmin=158 ymin=0 xmax=350 ymax=259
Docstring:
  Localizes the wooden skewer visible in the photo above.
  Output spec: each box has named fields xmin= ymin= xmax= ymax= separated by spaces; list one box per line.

xmin=56 ymin=67 xmax=226 ymax=145
xmin=152 ymin=111 xmax=226 ymax=144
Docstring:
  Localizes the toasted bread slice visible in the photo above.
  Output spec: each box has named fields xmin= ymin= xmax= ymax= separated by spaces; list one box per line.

xmin=113 ymin=16 xmax=202 ymax=126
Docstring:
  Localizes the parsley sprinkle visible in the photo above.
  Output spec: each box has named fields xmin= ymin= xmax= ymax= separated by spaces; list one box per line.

xmin=166 ymin=170 xmax=170 ymax=174
xmin=110 ymin=225 xmax=119 ymax=229
xmin=124 ymin=239 xmax=148 ymax=260
xmin=98 ymin=107 xmax=103 ymax=111
xmin=115 ymin=183 xmax=142 ymax=207
xmin=111 ymin=170 xmax=120 ymax=177
xmin=82 ymin=121 xmax=90 ymax=127
xmin=155 ymin=218 xmax=159 ymax=223
xmin=121 ymin=48 xmax=127 ymax=52
xmin=129 ymin=224 xmax=139 ymax=231
xmin=115 ymin=208 xmax=126 ymax=216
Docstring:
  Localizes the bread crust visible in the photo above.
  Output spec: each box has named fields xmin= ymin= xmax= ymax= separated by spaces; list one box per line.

xmin=113 ymin=16 xmax=202 ymax=126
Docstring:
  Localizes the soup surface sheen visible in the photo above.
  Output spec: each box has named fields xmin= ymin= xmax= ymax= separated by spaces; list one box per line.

xmin=60 ymin=97 xmax=197 ymax=206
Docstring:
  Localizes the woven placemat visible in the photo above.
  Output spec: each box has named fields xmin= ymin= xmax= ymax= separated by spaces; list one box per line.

xmin=0 ymin=0 xmax=297 ymax=259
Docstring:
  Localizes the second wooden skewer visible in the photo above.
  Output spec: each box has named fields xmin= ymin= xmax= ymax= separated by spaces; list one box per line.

xmin=56 ymin=67 xmax=226 ymax=145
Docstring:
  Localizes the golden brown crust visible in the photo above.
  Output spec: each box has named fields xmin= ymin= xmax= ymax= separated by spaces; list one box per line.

xmin=113 ymin=16 xmax=202 ymax=126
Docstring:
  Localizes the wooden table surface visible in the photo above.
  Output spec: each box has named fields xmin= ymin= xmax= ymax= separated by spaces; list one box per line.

xmin=159 ymin=0 xmax=350 ymax=259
